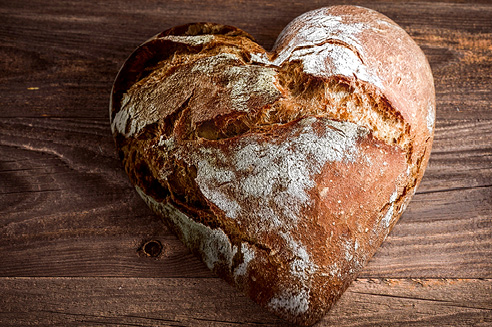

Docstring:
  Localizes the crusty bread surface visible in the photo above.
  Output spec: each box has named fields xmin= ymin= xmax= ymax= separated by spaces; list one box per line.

xmin=110 ymin=5 xmax=435 ymax=326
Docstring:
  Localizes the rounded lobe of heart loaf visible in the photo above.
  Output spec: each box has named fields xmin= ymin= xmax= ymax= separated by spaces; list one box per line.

xmin=265 ymin=5 xmax=435 ymax=189
xmin=110 ymin=5 xmax=435 ymax=326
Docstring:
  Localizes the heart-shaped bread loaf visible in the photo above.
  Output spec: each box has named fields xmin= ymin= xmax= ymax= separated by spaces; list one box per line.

xmin=110 ymin=5 xmax=435 ymax=326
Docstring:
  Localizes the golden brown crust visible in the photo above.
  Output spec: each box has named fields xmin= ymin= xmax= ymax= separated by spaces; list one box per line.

xmin=110 ymin=6 xmax=435 ymax=326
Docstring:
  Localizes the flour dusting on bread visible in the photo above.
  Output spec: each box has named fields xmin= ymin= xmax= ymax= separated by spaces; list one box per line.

xmin=269 ymin=288 xmax=310 ymax=316
xmin=183 ymin=118 xmax=367 ymax=232
xmin=252 ymin=7 xmax=383 ymax=88
xmin=164 ymin=34 xmax=214 ymax=46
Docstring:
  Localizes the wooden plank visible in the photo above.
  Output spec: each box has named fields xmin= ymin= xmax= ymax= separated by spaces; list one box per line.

xmin=325 ymin=278 xmax=492 ymax=326
xmin=0 ymin=277 xmax=490 ymax=326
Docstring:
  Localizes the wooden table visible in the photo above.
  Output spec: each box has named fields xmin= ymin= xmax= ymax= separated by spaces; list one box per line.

xmin=1 ymin=1 xmax=491 ymax=326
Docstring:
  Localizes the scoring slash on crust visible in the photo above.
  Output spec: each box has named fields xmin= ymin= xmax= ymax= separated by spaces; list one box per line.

xmin=110 ymin=5 xmax=435 ymax=326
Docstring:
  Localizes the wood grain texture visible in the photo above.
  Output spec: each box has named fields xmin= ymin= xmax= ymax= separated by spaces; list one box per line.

xmin=0 ymin=277 xmax=490 ymax=327
xmin=0 ymin=0 xmax=491 ymax=326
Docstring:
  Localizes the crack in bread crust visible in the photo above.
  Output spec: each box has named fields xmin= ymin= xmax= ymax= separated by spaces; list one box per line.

xmin=114 ymin=40 xmax=408 ymax=149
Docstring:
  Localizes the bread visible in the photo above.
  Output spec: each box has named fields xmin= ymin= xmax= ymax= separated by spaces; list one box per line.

xmin=110 ymin=5 xmax=435 ymax=326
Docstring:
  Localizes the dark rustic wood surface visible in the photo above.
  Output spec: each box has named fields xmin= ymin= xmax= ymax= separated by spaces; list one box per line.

xmin=0 ymin=1 xmax=491 ymax=326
